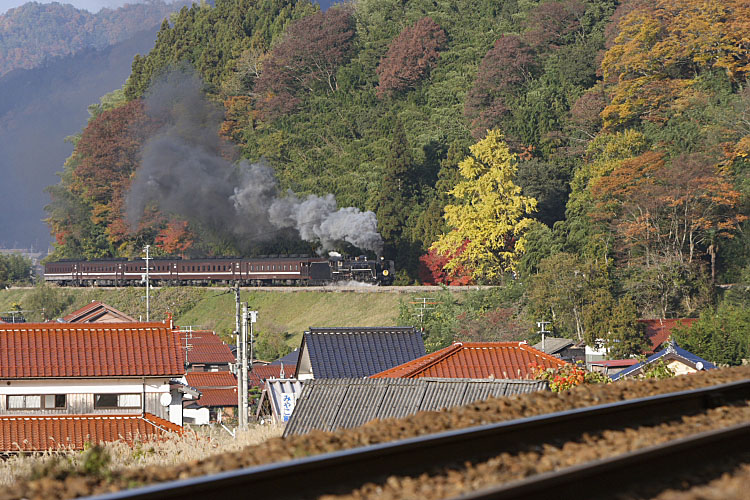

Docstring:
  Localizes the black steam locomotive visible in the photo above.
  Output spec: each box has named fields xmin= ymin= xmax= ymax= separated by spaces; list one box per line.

xmin=44 ymin=253 xmax=395 ymax=286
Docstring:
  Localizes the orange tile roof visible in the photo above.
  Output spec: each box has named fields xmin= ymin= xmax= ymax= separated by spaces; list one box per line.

xmin=371 ymin=342 xmax=568 ymax=380
xmin=639 ymin=318 xmax=698 ymax=353
xmin=62 ymin=301 xmax=136 ymax=323
xmin=180 ymin=331 xmax=235 ymax=365
xmin=0 ymin=322 xmax=184 ymax=378
xmin=194 ymin=388 xmax=238 ymax=407
xmin=249 ymin=364 xmax=295 ymax=388
xmin=186 ymin=371 xmax=237 ymax=388
xmin=0 ymin=413 xmax=182 ymax=452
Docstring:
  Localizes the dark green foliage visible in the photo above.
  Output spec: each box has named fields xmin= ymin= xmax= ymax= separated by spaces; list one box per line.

xmin=515 ymin=158 xmax=570 ymax=227
xmin=23 ymin=284 xmax=75 ymax=322
xmin=397 ymin=283 xmax=528 ymax=352
xmin=0 ymin=253 xmax=34 ymax=288
xmin=124 ymin=0 xmax=318 ymax=99
xmin=254 ymin=329 xmax=293 ymax=362
xmin=672 ymin=303 xmax=750 ymax=366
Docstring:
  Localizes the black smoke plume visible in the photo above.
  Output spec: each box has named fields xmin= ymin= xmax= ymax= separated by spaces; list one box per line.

xmin=125 ymin=66 xmax=383 ymax=254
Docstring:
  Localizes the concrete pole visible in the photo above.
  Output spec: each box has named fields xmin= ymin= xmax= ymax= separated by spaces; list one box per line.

xmin=235 ymin=283 xmax=241 ymax=424
xmin=240 ymin=303 xmax=249 ymax=430
xmin=143 ymin=245 xmax=151 ymax=321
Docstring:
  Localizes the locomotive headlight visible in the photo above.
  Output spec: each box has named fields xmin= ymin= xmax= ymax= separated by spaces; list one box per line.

xmin=382 ymin=269 xmax=389 ymax=276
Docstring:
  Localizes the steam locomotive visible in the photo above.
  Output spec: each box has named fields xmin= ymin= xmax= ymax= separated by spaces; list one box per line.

xmin=44 ymin=253 xmax=395 ymax=287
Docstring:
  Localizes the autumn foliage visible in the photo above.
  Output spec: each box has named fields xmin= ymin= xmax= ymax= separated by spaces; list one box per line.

xmin=590 ymin=151 xmax=746 ymax=274
xmin=601 ymin=0 xmax=750 ymax=128
xmin=155 ymin=220 xmax=195 ymax=255
xmin=531 ymin=362 xmax=609 ymax=391
xmin=376 ymin=17 xmax=447 ymax=98
xmin=46 ymin=100 xmax=160 ymax=256
xmin=463 ymin=35 xmax=535 ymax=137
xmin=418 ymin=242 xmax=473 ymax=286
xmin=254 ymin=7 xmax=356 ymax=119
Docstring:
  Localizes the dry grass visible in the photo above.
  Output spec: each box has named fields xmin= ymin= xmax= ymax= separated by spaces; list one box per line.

xmin=0 ymin=423 xmax=283 ymax=486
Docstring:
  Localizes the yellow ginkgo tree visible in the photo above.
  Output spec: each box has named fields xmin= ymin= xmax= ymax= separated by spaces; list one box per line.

xmin=431 ymin=129 xmax=537 ymax=282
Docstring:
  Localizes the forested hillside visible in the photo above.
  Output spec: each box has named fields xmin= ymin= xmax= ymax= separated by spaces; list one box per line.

xmin=0 ymin=0 xmax=191 ymax=76
xmin=45 ymin=0 xmax=750 ymax=361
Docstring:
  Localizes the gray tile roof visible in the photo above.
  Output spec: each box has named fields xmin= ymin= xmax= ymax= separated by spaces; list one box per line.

xmin=296 ymin=327 xmax=425 ymax=379
xmin=283 ymin=377 xmax=548 ymax=436
xmin=532 ymin=337 xmax=574 ymax=354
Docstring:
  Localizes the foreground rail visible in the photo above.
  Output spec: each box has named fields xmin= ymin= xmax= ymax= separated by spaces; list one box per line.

xmin=87 ymin=379 xmax=750 ymax=500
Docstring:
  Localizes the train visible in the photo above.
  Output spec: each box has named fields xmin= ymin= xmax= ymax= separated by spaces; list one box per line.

xmin=44 ymin=253 xmax=395 ymax=286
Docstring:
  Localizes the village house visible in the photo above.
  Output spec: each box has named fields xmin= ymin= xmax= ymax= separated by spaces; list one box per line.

xmin=181 ymin=330 xmax=235 ymax=372
xmin=183 ymin=371 xmax=237 ymax=425
xmin=0 ymin=321 xmax=191 ymax=451
xmin=532 ymin=337 xmax=585 ymax=364
xmin=611 ymin=341 xmax=716 ymax=380
xmin=61 ymin=300 xmax=136 ymax=323
xmin=294 ymin=326 xmax=426 ymax=380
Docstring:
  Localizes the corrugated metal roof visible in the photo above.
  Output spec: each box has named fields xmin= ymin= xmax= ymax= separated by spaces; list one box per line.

xmin=249 ymin=364 xmax=296 ymax=388
xmin=372 ymin=342 xmax=567 ymax=380
xmin=0 ymin=413 xmax=182 ymax=452
xmin=297 ymin=327 xmax=425 ymax=379
xmin=283 ymin=377 xmax=548 ymax=436
xmin=258 ymin=379 xmax=302 ymax=423
xmin=0 ymin=322 xmax=184 ymax=378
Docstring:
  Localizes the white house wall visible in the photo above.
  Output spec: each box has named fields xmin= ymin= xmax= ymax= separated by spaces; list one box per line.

xmin=0 ymin=378 xmax=172 ymax=419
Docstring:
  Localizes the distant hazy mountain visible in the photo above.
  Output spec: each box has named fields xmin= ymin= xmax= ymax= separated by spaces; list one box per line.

xmin=0 ymin=0 xmax=191 ymax=76
xmin=0 ymin=25 xmax=163 ymax=248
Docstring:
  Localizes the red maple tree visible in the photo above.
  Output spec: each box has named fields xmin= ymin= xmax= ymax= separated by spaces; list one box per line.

xmin=376 ymin=17 xmax=447 ymax=98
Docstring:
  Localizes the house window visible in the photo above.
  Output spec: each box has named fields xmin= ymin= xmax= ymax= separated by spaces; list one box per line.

xmin=44 ymin=394 xmax=66 ymax=409
xmin=94 ymin=394 xmax=141 ymax=409
xmin=7 ymin=395 xmax=41 ymax=409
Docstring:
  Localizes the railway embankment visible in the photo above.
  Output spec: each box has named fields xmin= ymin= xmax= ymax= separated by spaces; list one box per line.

xmin=0 ymin=285 xmax=481 ymax=345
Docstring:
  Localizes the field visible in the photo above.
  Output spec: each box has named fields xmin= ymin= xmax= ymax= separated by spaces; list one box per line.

xmin=0 ymin=423 xmax=283 ymax=486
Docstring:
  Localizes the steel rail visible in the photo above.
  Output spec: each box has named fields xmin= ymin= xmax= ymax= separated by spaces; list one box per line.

xmin=86 ymin=378 xmax=750 ymax=500
xmin=453 ymin=422 xmax=750 ymax=500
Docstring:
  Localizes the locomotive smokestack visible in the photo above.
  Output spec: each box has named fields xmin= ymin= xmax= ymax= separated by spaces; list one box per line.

xmin=125 ymin=65 xmax=383 ymax=255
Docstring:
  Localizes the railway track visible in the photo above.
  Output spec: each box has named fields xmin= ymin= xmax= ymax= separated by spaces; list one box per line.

xmin=87 ymin=378 xmax=750 ymax=500
xmin=10 ymin=285 xmax=493 ymax=293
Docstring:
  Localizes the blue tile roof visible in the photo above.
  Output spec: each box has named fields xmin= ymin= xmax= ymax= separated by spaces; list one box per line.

xmin=302 ymin=327 xmax=426 ymax=378
xmin=270 ymin=349 xmax=300 ymax=365
xmin=611 ymin=341 xmax=716 ymax=381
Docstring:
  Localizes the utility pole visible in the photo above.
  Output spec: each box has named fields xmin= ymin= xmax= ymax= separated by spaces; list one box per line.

xmin=240 ymin=304 xmax=249 ymax=430
xmin=237 ymin=303 xmax=257 ymax=432
xmin=234 ymin=282 xmax=241 ymax=429
xmin=143 ymin=245 xmax=152 ymax=321
xmin=537 ymin=321 xmax=551 ymax=353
